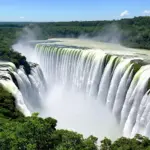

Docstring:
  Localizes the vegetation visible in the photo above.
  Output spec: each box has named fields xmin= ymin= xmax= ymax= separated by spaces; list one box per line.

xmin=100 ymin=135 xmax=150 ymax=150
xmin=1 ymin=111 xmax=150 ymax=149
xmin=0 ymin=48 xmax=31 ymax=75
xmin=0 ymin=113 xmax=98 ymax=150
xmin=0 ymin=86 xmax=23 ymax=120
xmin=0 ymin=27 xmax=31 ymax=75
xmin=0 ymin=28 xmax=30 ymax=74
xmin=1 ymin=16 xmax=150 ymax=50
xmin=34 ymin=16 xmax=150 ymax=49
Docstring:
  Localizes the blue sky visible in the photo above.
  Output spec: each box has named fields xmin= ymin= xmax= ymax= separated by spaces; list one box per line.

xmin=0 ymin=0 xmax=150 ymax=21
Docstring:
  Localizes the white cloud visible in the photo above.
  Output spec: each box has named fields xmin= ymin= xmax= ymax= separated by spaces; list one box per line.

xmin=143 ymin=10 xmax=150 ymax=15
xmin=20 ymin=16 xmax=25 ymax=19
xmin=120 ymin=10 xmax=129 ymax=17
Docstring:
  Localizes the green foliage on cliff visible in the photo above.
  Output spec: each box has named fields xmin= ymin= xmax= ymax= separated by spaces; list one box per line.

xmin=100 ymin=135 xmax=150 ymax=150
xmin=0 ymin=86 xmax=23 ymax=120
xmin=0 ymin=113 xmax=98 ymax=150
xmin=0 ymin=27 xmax=31 ymax=75
xmin=1 ymin=111 xmax=150 ymax=150
xmin=0 ymin=48 xmax=31 ymax=75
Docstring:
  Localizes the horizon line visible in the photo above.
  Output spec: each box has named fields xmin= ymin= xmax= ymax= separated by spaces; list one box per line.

xmin=0 ymin=16 xmax=149 ymax=23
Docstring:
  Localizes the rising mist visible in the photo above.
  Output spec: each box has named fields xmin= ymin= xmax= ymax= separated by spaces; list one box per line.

xmin=79 ymin=23 xmax=123 ymax=44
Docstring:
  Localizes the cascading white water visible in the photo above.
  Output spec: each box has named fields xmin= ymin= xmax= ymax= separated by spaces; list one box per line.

xmin=15 ymin=64 xmax=46 ymax=113
xmin=12 ymin=41 xmax=150 ymax=140
xmin=33 ymin=44 xmax=150 ymax=139
xmin=0 ymin=62 xmax=30 ymax=116
xmin=0 ymin=61 xmax=46 ymax=117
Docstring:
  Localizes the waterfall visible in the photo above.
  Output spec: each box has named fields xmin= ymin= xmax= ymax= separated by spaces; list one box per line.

xmin=34 ymin=43 xmax=150 ymax=138
xmin=0 ymin=62 xmax=30 ymax=116
xmin=0 ymin=61 xmax=46 ymax=116
xmin=10 ymin=41 xmax=150 ymax=139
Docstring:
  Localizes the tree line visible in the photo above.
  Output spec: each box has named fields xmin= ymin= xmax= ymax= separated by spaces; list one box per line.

xmin=1 ymin=16 xmax=150 ymax=49
xmin=35 ymin=16 xmax=150 ymax=49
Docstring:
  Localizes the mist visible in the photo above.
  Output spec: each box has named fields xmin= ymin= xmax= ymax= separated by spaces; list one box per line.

xmin=12 ymin=26 xmax=41 ymax=62
xmin=13 ymin=25 xmax=122 ymax=141
xmin=79 ymin=23 xmax=123 ymax=44
xmin=40 ymin=84 xmax=121 ymax=141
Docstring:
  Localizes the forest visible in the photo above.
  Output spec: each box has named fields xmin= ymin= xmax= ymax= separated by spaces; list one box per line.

xmin=1 ymin=16 xmax=150 ymax=49
xmin=1 ymin=16 xmax=150 ymax=149
xmin=0 ymin=16 xmax=150 ymax=49
xmin=36 ymin=16 xmax=150 ymax=49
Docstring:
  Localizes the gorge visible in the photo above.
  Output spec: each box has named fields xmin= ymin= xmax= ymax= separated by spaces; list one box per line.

xmin=7 ymin=38 xmax=150 ymax=141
